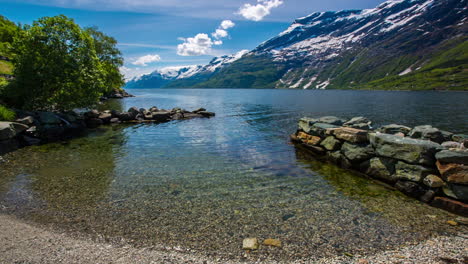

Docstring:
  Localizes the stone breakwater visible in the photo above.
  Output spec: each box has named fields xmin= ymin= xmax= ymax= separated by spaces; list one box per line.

xmin=0 ymin=106 xmax=215 ymax=155
xmin=291 ymin=116 xmax=468 ymax=216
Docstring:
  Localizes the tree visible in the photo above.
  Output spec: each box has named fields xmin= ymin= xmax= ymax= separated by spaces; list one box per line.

xmin=85 ymin=26 xmax=124 ymax=94
xmin=7 ymin=15 xmax=106 ymax=110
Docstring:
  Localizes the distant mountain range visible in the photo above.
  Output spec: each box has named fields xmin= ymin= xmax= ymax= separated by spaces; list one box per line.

xmin=127 ymin=0 xmax=468 ymax=90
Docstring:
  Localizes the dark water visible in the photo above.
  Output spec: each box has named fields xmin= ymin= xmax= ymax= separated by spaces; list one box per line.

xmin=1 ymin=89 xmax=467 ymax=261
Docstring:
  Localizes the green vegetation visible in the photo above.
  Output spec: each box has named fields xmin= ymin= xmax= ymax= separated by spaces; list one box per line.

xmin=0 ymin=104 xmax=15 ymax=121
xmin=0 ymin=15 xmax=124 ymax=111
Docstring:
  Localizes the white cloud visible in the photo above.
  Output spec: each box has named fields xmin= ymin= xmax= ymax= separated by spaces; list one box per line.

xmin=237 ymin=0 xmax=283 ymax=21
xmin=132 ymin=54 xmax=161 ymax=66
xmin=212 ymin=29 xmax=228 ymax=39
xmin=220 ymin=20 xmax=235 ymax=29
xmin=214 ymin=40 xmax=223 ymax=45
xmin=177 ymin=33 xmax=214 ymax=56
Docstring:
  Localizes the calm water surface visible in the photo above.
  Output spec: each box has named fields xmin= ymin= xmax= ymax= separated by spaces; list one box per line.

xmin=1 ymin=89 xmax=467 ymax=261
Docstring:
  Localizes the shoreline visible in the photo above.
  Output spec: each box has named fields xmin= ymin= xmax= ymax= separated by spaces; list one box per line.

xmin=0 ymin=213 xmax=466 ymax=264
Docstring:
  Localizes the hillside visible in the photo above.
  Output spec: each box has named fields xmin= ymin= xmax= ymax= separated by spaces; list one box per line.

xmin=128 ymin=0 xmax=467 ymax=90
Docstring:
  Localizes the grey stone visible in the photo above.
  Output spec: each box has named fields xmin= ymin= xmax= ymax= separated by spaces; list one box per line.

xmin=327 ymin=151 xmax=352 ymax=169
xmin=409 ymin=125 xmax=444 ymax=143
xmin=117 ymin=112 xmax=132 ymax=121
xmin=38 ymin=112 xmax=62 ymax=125
xmin=341 ymin=142 xmax=374 ymax=163
xmin=98 ymin=113 xmax=112 ymax=123
xmin=440 ymin=130 xmax=454 ymax=142
xmin=0 ymin=122 xmax=28 ymax=140
xmin=377 ymin=124 xmax=412 ymax=135
xmin=309 ymin=123 xmax=339 ymax=137
xmin=395 ymin=180 xmax=427 ymax=198
xmin=128 ymin=107 xmax=140 ymax=118
xmin=452 ymin=134 xmax=468 ymax=143
xmin=22 ymin=135 xmax=41 ymax=146
xmin=395 ymin=161 xmax=434 ymax=182
xmin=298 ymin=117 xmax=318 ymax=133
xmin=149 ymin=106 xmax=159 ymax=112
xmin=370 ymin=132 xmax=442 ymax=166
xmin=318 ymin=116 xmax=345 ymax=126
xmin=84 ymin=110 xmax=99 ymax=119
xmin=320 ymin=136 xmax=341 ymax=151
xmin=436 ymin=150 xmax=468 ymax=165
xmin=344 ymin=117 xmax=372 ymax=130
xmin=16 ymin=116 xmax=35 ymax=126
xmin=361 ymin=157 xmax=397 ymax=182
xmin=423 ymin=175 xmax=445 ymax=188
xmin=443 ymin=184 xmax=468 ymax=202
xmin=441 ymin=141 xmax=463 ymax=149
xmin=152 ymin=112 xmax=172 ymax=121
xmin=198 ymin=111 xmax=215 ymax=117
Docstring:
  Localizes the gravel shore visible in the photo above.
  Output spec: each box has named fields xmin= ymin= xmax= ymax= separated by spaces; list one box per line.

xmin=1 ymin=214 xmax=466 ymax=264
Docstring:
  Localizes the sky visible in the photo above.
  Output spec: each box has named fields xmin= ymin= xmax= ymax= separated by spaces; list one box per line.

xmin=0 ymin=0 xmax=387 ymax=79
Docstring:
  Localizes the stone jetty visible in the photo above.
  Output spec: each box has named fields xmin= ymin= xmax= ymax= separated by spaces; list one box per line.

xmin=0 ymin=106 xmax=215 ymax=155
xmin=291 ymin=116 xmax=468 ymax=216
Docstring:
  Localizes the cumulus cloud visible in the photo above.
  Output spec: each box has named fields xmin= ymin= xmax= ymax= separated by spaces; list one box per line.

xmin=220 ymin=20 xmax=235 ymax=29
xmin=212 ymin=29 xmax=228 ymax=39
xmin=132 ymin=54 xmax=161 ymax=66
xmin=177 ymin=33 xmax=214 ymax=56
xmin=237 ymin=0 xmax=283 ymax=21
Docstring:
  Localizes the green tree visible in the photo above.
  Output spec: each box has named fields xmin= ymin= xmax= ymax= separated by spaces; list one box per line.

xmin=7 ymin=15 xmax=106 ymax=110
xmin=85 ymin=26 xmax=124 ymax=94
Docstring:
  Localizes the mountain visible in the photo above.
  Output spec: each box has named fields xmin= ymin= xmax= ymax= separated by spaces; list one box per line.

xmin=127 ymin=0 xmax=467 ymax=90
xmin=125 ymin=50 xmax=249 ymax=89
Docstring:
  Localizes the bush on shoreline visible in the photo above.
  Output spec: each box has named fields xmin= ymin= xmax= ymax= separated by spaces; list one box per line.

xmin=0 ymin=104 xmax=15 ymax=121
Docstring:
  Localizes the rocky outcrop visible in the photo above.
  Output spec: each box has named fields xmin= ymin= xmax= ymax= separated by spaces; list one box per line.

xmin=0 ymin=106 xmax=215 ymax=156
xmin=292 ymin=116 xmax=468 ymax=216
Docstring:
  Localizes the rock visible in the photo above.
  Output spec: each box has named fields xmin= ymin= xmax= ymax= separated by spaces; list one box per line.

xmin=341 ymin=142 xmax=374 ymax=163
xmin=423 ymin=175 xmax=445 ymax=188
xmin=441 ymin=141 xmax=462 ymax=149
xmin=298 ymin=132 xmax=322 ymax=145
xmin=298 ymin=117 xmax=318 ymax=133
xmin=86 ymin=118 xmax=103 ymax=128
xmin=110 ymin=110 xmax=121 ymax=118
xmin=38 ymin=125 xmax=65 ymax=140
xmin=16 ymin=116 xmax=35 ymax=126
xmin=198 ymin=111 xmax=215 ymax=117
xmin=361 ymin=157 xmax=397 ymax=182
xmin=149 ymin=106 xmax=158 ymax=112
xmin=139 ymin=108 xmax=147 ymax=113
xmin=144 ymin=112 xmax=154 ymax=120
xmin=117 ymin=112 xmax=133 ymax=121
xmin=440 ymin=130 xmax=454 ymax=142
xmin=98 ymin=113 xmax=112 ymax=123
xmin=377 ymin=124 xmax=412 ymax=135
xmin=0 ymin=139 xmax=19 ymax=155
xmin=242 ymin=238 xmax=259 ymax=250
xmin=395 ymin=161 xmax=434 ymax=182
xmin=420 ymin=190 xmax=436 ymax=203
xmin=431 ymin=197 xmax=468 ymax=217
xmin=0 ymin=122 xmax=28 ymax=140
xmin=452 ymin=134 xmax=468 ymax=143
xmin=303 ymin=144 xmax=326 ymax=155
xmin=436 ymin=161 xmax=468 ymax=184
xmin=152 ymin=112 xmax=172 ymax=121
xmin=193 ymin=107 xmax=206 ymax=113
xmin=128 ymin=107 xmax=140 ymax=119
xmin=84 ymin=110 xmax=100 ymax=119
xmin=309 ymin=123 xmax=339 ymax=137
xmin=447 ymin=184 xmax=468 ymax=202
xmin=369 ymin=132 xmax=442 ymax=166
xmin=318 ymin=116 xmax=345 ymax=126
xmin=409 ymin=125 xmax=444 ymax=143
xmin=329 ymin=127 xmax=368 ymax=143
xmin=395 ymin=180 xmax=427 ymax=198
xmin=446 ymin=220 xmax=458 ymax=226
xmin=38 ymin=112 xmax=62 ymax=125
xmin=263 ymin=238 xmax=281 ymax=247
xmin=22 ymin=135 xmax=41 ymax=146
xmin=320 ymin=136 xmax=342 ymax=151
xmin=394 ymin=132 xmax=405 ymax=137
xmin=110 ymin=118 xmax=120 ymax=124
xmin=172 ymin=113 xmax=184 ymax=120
xmin=344 ymin=117 xmax=372 ymax=130
xmin=327 ymin=151 xmax=353 ymax=169
xmin=435 ymin=150 xmax=468 ymax=165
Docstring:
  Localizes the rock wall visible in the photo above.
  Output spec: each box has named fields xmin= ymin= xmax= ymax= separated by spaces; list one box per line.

xmin=291 ymin=116 xmax=468 ymax=216
xmin=0 ymin=106 xmax=215 ymax=156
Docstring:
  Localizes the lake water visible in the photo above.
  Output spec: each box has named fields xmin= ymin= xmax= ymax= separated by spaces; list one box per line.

xmin=1 ymin=89 xmax=467 ymax=261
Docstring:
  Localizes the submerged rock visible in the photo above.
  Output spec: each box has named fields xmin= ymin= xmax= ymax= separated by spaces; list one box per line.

xmin=263 ymin=238 xmax=282 ymax=247
xmin=242 ymin=238 xmax=259 ymax=250
xmin=395 ymin=161 xmax=434 ymax=182
xmin=341 ymin=142 xmax=374 ymax=163
xmin=361 ymin=157 xmax=397 ymax=183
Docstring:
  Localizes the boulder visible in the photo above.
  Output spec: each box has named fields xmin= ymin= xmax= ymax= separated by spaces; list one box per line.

xmin=377 ymin=124 xmax=412 ymax=135
xmin=440 ymin=130 xmax=454 ymax=142
xmin=318 ymin=116 xmax=345 ymax=126
xmin=309 ymin=123 xmax=339 ymax=137
xmin=152 ymin=112 xmax=172 ymax=121
xmin=117 ymin=112 xmax=133 ymax=121
xmin=298 ymin=117 xmax=318 ymax=133
xmin=84 ymin=110 xmax=100 ymax=119
xmin=144 ymin=112 xmax=154 ymax=120
xmin=38 ymin=125 xmax=65 ymax=140
xmin=242 ymin=238 xmax=259 ymax=250
xmin=360 ymin=157 xmax=397 ymax=182
xmin=341 ymin=142 xmax=374 ymax=163
xmin=329 ymin=127 xmax=368 ymax=143
xmin=452 ymin=134 xmax=468 ymax=143
xmin=441 ymin=141 xmax=463 ymax=149
xmin=320 ymin=136 xmax=341 ymax=151
xmin=110 ymin=118 xmax=120 ymax=124
xmin=443 ymin=184 xmax=468 ymax=202
xmin=395 ymin=180 xmax=427 ymax=198
xmin=369 ymin=132 xmax=442 ymax=166
xmin=22 ymin=135 xmax=41 ymax=146
xmin=435 ymin=150 xmax=468 ymax=165
xmin=0 ymin=122 xmax=29 ymax=140
xmin=16 ymin=116 xmax=35 ymax=126
xmin=98 ymin=113 xmax=112 ymax=123
xmin=193 ymin=107 xmax=206 ymax=113
xmin=198 ymin=111 xmax=215 ymax=117
xmin=172 ymin=113 xmax=184 ymax=120
xmin=409 ymin=125 xmax=444 ymax=143
xmin=0 ymin=139 xmax=19 ymax=155
xmin=128 ymin=107 xmax=140 ymax=119
xmin=86 ymin=118 xmax=103 ymax=128
xmin=395 ymin=161 xmax=434 ymax=182
xmin=431 ymin=197 xmax=468 ymax=217
xmin=436 ymin=161 xmax=468 ymax=184
xmin=344 ymin=117 xmax=372 ymax=130
xmin=423 ymin=175 xmax=445 ymax=188
xmin=327 ymin=151 xmax=352 ymax=169
xmin=38 ymin=112 xmax=62 ymax=125
xmin=110 ymin=110 xmax=121 ymax=118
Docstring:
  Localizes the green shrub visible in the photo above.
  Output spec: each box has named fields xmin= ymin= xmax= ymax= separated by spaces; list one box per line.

xmin=0 ymin=104 xmax=15 ymax=121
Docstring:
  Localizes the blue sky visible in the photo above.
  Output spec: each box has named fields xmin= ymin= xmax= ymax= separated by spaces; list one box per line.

xmin=0 ymin=0 xmax=386 ymax=79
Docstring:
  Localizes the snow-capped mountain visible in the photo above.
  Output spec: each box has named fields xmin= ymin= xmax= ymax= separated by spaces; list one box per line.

xmin=126 ymin=50 xmax=249 ymax=88
xmin=127 ymin=0 xmax=467 ymax=90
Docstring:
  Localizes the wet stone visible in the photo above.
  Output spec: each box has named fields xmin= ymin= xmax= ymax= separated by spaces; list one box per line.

xmin=242 ymin=238 xmax=259 ymax=250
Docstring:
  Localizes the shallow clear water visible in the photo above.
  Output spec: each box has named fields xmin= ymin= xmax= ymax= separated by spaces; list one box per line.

xmin=1 ymin=89 xmax=467 ymax=261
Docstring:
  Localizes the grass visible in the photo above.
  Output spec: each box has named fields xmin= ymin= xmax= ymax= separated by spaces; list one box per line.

xmin=0 ymin=104 xmax=15 ymax=121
